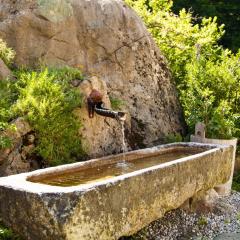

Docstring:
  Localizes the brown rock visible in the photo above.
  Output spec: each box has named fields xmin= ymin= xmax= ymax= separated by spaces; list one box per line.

xmin=0 ymin=58 xmax=12 ymax=81
xmin=0 ymin=148 xmax=11 ymax=164
xmin=21 ymin=144 xmax=35 ymax=160
xmin=0 ymin=0 xmax=186 ymax=157
xmin=0 ymin=118 xmax=32 ymax=175
xmin=27 ymin=134 xmax=35 ymax=144
xmin=0 ymin=149 xmax=31 ymax=176
xmin=13 ymin=117 xmax=32 ymax=137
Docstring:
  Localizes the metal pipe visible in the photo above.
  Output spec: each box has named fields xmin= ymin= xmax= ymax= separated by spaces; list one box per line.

xmin=95 ymin=106 xmax=126 ymax=120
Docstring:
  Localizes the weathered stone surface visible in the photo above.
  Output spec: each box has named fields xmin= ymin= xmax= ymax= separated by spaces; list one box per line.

xmin=191 ymin=134 xmax=237 ymax=196
xmin=0 ymin=143 xmax=233 ymax=240
xmin=0 ymin=0 xmax=186 ymax=157
xmin=190 ymin=189 xmax=219 ymax=213
xmin=0 ymin=58 xmax=12 ymax=81
xmin=0 ymin=149 xmax=31 ymax=176
xmin=0 ymin=117 xmax=33 ymax=176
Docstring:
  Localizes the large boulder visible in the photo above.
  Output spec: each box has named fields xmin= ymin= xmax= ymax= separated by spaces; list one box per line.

xmin=0 ymin=0 xmax=186 ymax=157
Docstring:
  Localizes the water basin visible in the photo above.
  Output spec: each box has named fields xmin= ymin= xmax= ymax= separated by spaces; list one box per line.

xmin=30 ymin=148 xmax=204 ymax=187
xmin=0 ymin=143 xmax=234 ymax=240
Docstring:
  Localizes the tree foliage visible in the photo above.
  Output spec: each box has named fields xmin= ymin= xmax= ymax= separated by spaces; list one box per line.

xmin=173 ymin=0 xmax=240 ymax=52
xmin=126 ymin=0 xmax=240 ymax=139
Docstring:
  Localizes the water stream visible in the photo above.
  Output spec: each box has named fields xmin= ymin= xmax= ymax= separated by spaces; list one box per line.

xmin=120 ymin=119 xmax=127 ymax=161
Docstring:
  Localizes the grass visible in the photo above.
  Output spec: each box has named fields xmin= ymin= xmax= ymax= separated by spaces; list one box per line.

xmin=197 ymin=216 xmax=208 ymax=226
xmin=109 ymin=96 xmax=125 ymax=110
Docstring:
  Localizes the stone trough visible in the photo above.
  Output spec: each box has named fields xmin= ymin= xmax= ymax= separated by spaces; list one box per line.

xmin=0 ymin=143 xmax=234 ymax=240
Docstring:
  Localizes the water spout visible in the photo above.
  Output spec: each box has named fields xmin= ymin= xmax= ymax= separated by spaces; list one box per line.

xmin=94 ymin=105 xmax=126 ymax=121
xmin=87 ymin=89 xmax=126 ymax=121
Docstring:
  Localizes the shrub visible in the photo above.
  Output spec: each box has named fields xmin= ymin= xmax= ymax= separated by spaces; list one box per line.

xmin=0 ymin=81 xmax=12 ymax=130
xmin=164 ymin=133 xmax=182 ymax=143
xmin=47 ymin=66 xmax=84 ymax=84
xmin=0 ymin=81 xmax=16 ymax=149
xmin=0 ymin=222 xmax=21 ymax=240
xmin=14 ymin=68 xmax=85 ymax=165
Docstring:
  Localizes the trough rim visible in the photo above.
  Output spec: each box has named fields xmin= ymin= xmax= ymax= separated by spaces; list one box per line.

xmin=0 ymin=142 xmax=232 ymax=194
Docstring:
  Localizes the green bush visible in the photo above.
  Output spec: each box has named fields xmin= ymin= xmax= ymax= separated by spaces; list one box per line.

xmin=0 ymin=39 xmax=17 ymax=148
xmin=0 ymin=223 xmax=20 ymax=240
xmin=13 ymin=67 xmax=85 ymax=165
xmin=0 ymin=81 xmax=16 ymax=149
xmin=126 ymin=0 xmax=240 ymax=139
xmin=0 ymin=39 xmax=15 ymax=65
xmin=0 ymin=81 xmax=12 ymax=131
xmin=47 ymin=66 xmax=84 ymax=83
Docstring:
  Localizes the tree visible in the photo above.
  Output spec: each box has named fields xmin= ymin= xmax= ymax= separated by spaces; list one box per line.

xmin=173 ymin=0 xmax=240 ymax=52
xmin=126 ymin=0 xmax=240 ymax=138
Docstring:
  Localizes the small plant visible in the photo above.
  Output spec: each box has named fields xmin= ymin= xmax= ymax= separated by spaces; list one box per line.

xmin=0 ymin=39 xmax=15 ymax=65
xmin=109 ymin=96 xmax=125 ymax=110
xmin=0 ymin=223 xmax=21 ymax=240
xmin=197 ymin=216 xmax=208 ymax=226
xmin=224 ymin=218 xmax=231 ymax=224
xmin=0 ymin=136 xmax=12 ymax=149
xmin=164 ymin=133 xmax=182 ymax=143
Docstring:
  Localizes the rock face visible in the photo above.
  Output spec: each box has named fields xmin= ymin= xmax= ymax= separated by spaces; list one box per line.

xmin=0 ymin=0 xmax=186 ymax=157
xmin=0 ymin=58 xmax=12 ymax=81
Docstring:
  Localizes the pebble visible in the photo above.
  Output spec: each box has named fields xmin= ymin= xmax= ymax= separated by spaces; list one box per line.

xmin=127 ymin=191 xmax=240 ymax=240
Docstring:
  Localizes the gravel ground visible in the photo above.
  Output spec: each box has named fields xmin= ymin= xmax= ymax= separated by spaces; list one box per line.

xmin=122 ymin=191 xmax=240 ymax=240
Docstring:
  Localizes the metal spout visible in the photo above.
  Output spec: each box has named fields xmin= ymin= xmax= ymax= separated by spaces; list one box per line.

xmin=95 ymin=107 xmax=126 ymax=121
xmin=87 ymin=89 xmax=126 ymax=121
